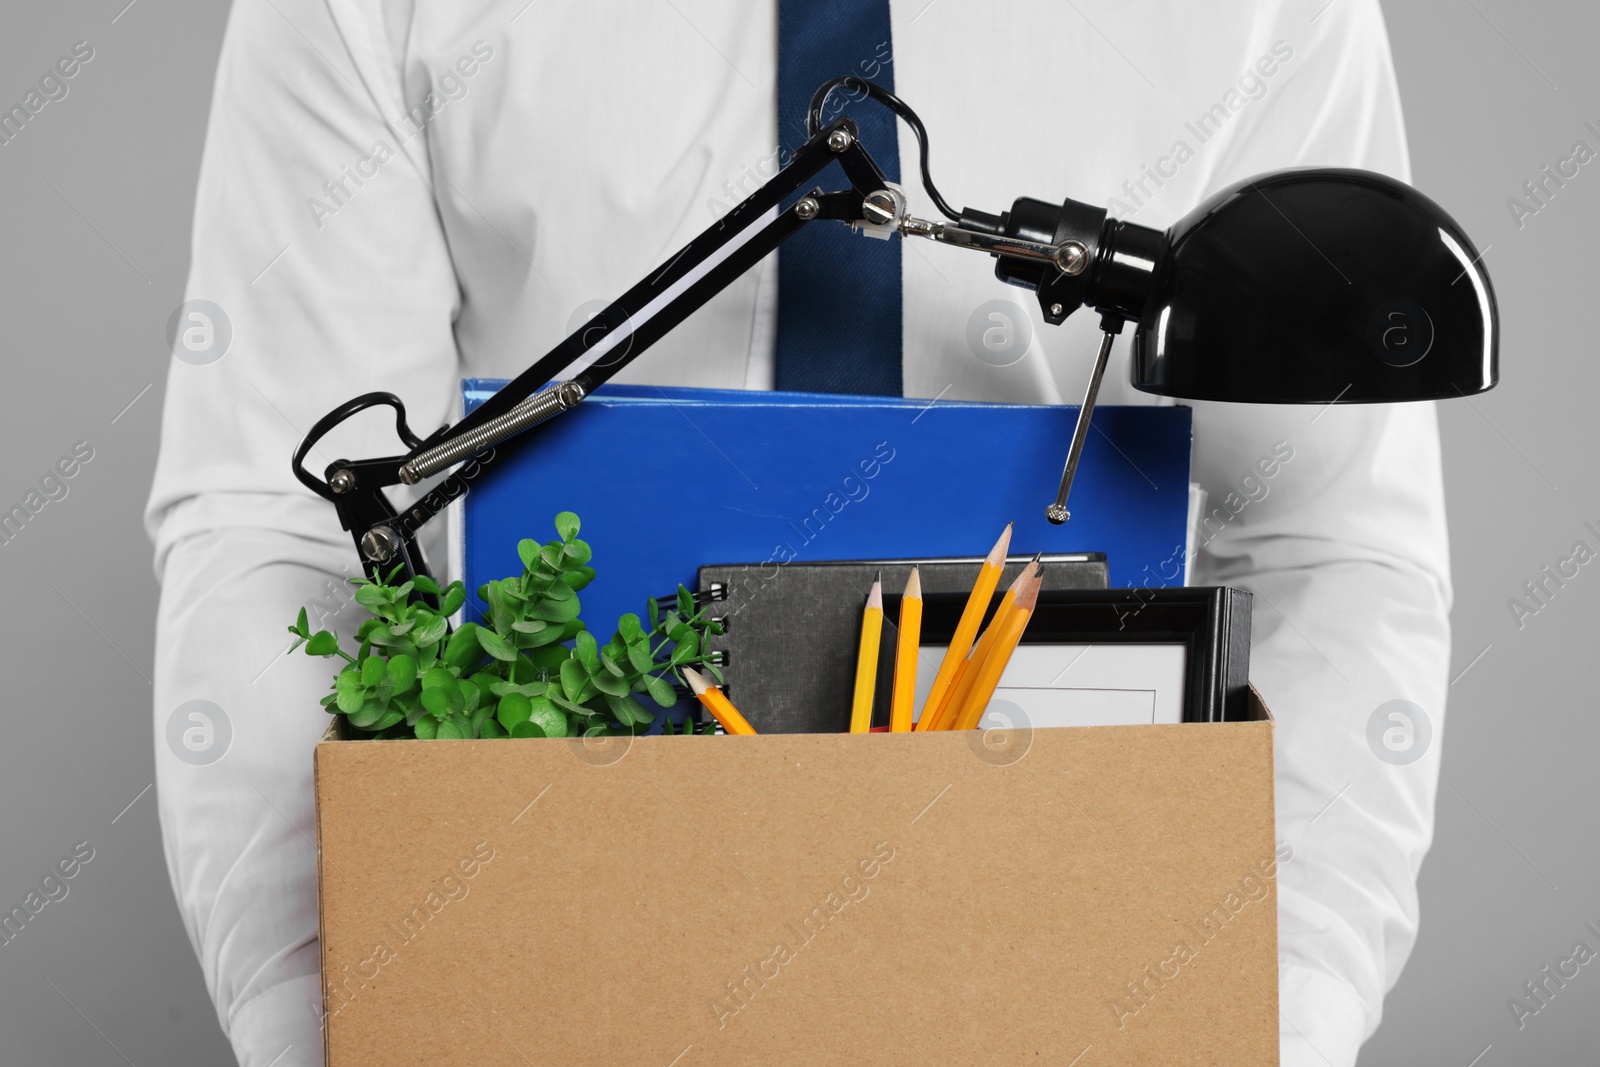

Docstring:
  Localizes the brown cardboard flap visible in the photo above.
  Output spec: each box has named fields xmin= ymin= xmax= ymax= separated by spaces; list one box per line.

xmin=1247 ymin=683 xmax=1275 ymax=722
xmin=316 ymin=719 xmax=1278 ymax=1066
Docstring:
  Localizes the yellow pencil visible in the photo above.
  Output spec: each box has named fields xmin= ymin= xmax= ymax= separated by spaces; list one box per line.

xmin=850 ymin=573 xmax=884 ymax=733
xmin=915 ymin=522 xmax=1012 ymax=731
xmin=890 ymin=567 xmax=922 ymax=733
xmin=924 ymin=654 xmax=973 ymax=732
xmin=682 ymin=666 xmax=757 ymax=735
xmin=926 ymin=556 xmax=1039 ymax=730
xmin=951 ymin=567 xmax=1042 ymax=731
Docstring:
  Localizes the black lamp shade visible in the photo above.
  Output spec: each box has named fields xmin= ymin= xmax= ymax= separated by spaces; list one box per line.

xmin=1128 ymin=168 xmax=1498 ymax=404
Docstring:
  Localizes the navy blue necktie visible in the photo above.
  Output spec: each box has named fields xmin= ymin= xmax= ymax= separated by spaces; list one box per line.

xmin=774 ymin=0 xmax=902 ymax=396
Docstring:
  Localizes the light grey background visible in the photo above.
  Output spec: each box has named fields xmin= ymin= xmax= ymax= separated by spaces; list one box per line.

xmin=0 ymin=2 xmax=1592 ymax=1063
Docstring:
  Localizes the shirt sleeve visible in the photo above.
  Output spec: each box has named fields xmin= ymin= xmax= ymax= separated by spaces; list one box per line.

xmin=1188 ymin=4 xmax=1447 ymax=1064
xmin=144 ymin=0 xmax=457 ymax=1062
xmin=144 ymin=0 xmax=461 ymax=573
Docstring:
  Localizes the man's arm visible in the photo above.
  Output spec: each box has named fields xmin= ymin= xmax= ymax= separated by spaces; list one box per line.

xmin=146 ymin=1 xmax=456 ymax=1062
xmin=1188 ymin=3 xmax=1449 ymax=1064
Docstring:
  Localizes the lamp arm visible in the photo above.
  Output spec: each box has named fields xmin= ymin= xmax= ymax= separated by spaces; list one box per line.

xmin=293 ymin=115 xmax=899 ymax=585
xmin=292 ymin=82 xmax=1152 ymax=584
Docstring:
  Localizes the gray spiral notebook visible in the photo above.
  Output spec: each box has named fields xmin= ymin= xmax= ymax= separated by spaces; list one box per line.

xmin=694 ymin=555 xmax=1108 ymax=734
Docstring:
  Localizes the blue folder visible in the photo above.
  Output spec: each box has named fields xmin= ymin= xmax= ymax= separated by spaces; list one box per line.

xmin=460 ymin=382 xmax=1191 ymax=642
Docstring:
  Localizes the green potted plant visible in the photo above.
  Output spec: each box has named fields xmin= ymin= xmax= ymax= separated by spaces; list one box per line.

xmin=287 ymin=511 xmax=725 ymax=740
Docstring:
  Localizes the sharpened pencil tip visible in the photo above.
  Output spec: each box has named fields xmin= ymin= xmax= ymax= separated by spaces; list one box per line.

xmin=682 ymin=666 xmax=710 ymax=695
xmin=987 ymin=522 xmax=1014 ymax=565
xmin=867 ymin=577 xmax=882 ymax=610
xmin=1016 ymin=567 xmax=1044 ymax=611
xmin=904 ymin=566 xmax=921 ymax=599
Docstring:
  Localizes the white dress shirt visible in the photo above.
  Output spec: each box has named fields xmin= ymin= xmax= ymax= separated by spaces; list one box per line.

xmin=146 ymin=2 xmax=1450 ymax=1064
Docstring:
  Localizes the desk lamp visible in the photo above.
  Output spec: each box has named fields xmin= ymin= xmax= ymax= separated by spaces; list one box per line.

xmin=294 ymin=80 xmax=1497 ymax=584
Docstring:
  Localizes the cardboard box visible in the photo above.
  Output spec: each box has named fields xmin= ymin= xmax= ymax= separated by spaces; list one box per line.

xmin=315 ymin=690 xmax=1278 ymax=1065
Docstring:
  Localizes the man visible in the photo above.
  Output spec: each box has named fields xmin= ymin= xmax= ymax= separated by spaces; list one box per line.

xmin=147 ymin=2 xmax=1448 ymax=1064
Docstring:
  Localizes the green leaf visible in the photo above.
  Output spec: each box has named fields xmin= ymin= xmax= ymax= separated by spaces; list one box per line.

xmin=529 ymin=698 xmax=569 ymax=738
xmin=511 ymin=618 xmax=549 ymax=634
xmin=436 ymin=719 xmax=465 ymax=741
xmin=669 ymin=632 xmax=700 ymax=665
xmin=480 ymin=718 xmax=508 ymax=739
xmin=546 ymin=689 xmax=585 ymax=715
xmin=421 ymin=666 xmax=454 ymax=690
xmin=574 ymin=630 xmax=599 ymax=673
xmin=444 ymin=624 xmax=483 ymax=670
xmin=411 ymin=574 xmax=440 ymax=596
xmin=497 ymin=692 xmax=533 ymax=730
xmin=535 ymin=594 xmax=582 ymax=623
xmin=389 ymin=617 xmax=416 ymax=636
xmin=420 ymin=686 xmax=451 ymax=717
xmin=490 ymin=679 xmax=547 ymax=698
xmin=354 ymin=584 xmax=390 ymax=611
xmin=306 ymin=631 xmax=341 ymax=657
xmin=412 ymin=614 xmax=448 ymax=648
xmin=486 ymin=581 xmax=515 ymax=634
xmin=562 ymin=565 xmax=595 ymax=590
xmin=626 ymin=642 xmax=655 ymax=674
xmin=336 ymin=687 xmax=366 ymax=715
xmin=385 ymin=654 xmax=417 ymax=695
xmin=348 ymin=696 xmax=387 ymax=729
xmin=517 ymin=538 xmax=541 ymax=570
xmin=294 ymin=607 xmax=309 ymax=637
xmin=647 ymin=597 xmax=660 ymax=629
xmin=668 ymin=621 xmax=692 ymax=643
xmin=604 ymin=692 xmax=648 ymax=726
xmin=598 ymin=648 xmax=627 ymax=678
xmin=438 ymin=586 xmax=465 ymax=617
xmin=360 ymin=656 xmax=386 ymax=687
xmin=590 ymin=670 xmax=629 ymax=697
xmin=563 ymin=538 xmax=593 ymax=564
xmin=371 ymin=709 xmax=406 ymax=732
xmin=511 ymin=720 xmax=546 ymax=739
xmin=469 ymin=702 xmax=493 ymax=738
xmin=477 ymin=628 xmax=518 ymax=662
xmin=643 ymin=673 xmax=677 ymax=708
xmin=527 ymin=644 xmax=571 ymax=671
xmin=414 ymin=715 xmax=439 ymax=740
xmin=618 ymin=613 xmax=645 ymax=643
xmin=559 ymin=658 xmax=586 ymax=703
xmin=541 ymin=579 xmax=575 ymax=602
xmin=676 ymin=586 xmax=694 ymax=617
xmin=554 ymin=511 xmax=580 ymax=541
xmin=517 ymin=622 xmax=566 ymax=647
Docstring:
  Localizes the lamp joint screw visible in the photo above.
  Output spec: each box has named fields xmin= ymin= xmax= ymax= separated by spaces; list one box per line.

xmin=328 ymin=468 xmax=356 ymax=494
xmin=1049 ymin=303 xmax=1064 ymax=317
xmin=827 ymin=128 xmax=853 ymax=152
xmin=1055 ymin=241 xmax=1089 ymax=276
xmin=862 ymin=189 xmax=900 ymax=226
xmin=1045 ymin=504 xmax=1070 ymax=525
xmin=360 ymin=526 xmax=402 ymax=563
xmin=795 ymin=197 xmax=820 ymax=220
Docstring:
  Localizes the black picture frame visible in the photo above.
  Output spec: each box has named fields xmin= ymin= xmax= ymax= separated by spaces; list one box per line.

xmin=875 ymin=586 xmax=1253 ymax=725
